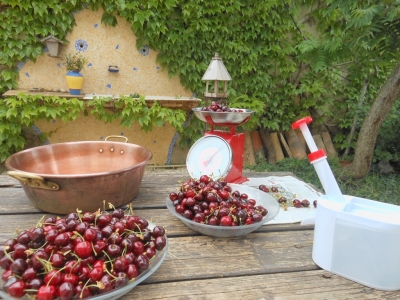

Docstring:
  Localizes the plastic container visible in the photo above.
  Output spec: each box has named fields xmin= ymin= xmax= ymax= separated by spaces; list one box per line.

xmin=166 ymin=184 xmax=280 ymax=237
xmin=313 ymin=195 xmax=400 ymax=291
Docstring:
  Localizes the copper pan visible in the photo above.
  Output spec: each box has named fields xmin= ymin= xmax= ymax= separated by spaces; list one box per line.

xmin=5 ymin=136 xmax=152 ymax=214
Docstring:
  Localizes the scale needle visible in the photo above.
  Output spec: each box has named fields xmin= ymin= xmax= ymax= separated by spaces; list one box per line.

xmin=203 ymin=147 xmax=223 ymax=167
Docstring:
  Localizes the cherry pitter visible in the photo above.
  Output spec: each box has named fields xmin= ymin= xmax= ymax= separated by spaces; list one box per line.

xmin=293 ymin=116 xmax=400 ymax=291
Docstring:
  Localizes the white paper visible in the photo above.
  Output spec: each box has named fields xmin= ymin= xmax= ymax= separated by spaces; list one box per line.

xmin=243 ymin=176 xmax=324 ymax=225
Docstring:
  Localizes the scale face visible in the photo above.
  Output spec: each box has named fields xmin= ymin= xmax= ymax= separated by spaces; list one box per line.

xmin=186 ymin=135 xmax=233 ymax=180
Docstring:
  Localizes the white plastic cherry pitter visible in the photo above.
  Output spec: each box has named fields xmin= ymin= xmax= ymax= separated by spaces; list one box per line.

xmin=293 ymin=116 xmax=400 ymax=291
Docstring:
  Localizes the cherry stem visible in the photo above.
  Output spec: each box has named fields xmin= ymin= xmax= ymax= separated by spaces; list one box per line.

xmin=36 ymin=215 xmax=45 ymax=228
xmin=3 ymin=246 xmax=14 ymax=262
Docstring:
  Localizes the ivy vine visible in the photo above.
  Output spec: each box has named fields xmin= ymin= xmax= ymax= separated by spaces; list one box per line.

xmin=0 ymin=0 xmax=398 ymax=164
xmin=0 ymin=94 xmax=187 ymax=162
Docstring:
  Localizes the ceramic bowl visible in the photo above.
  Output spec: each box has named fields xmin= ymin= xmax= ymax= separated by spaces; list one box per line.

xmin=166 ymin=183 xmax=280 ymax=237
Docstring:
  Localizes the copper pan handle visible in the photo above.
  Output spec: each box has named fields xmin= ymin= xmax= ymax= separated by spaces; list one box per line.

xmin=6 ymin=171 xmax=60 ymax=190
xmin=105 ymin=135 xmax=128 ymax=143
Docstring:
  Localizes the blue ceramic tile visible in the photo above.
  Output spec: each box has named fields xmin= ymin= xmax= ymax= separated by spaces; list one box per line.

xmin=139 ymin=45 xmax=150 ymax=56
xmin=75 ymin=39 xmax=88 ymax=52
xmin=17 ymin=60 xmax=28 ymax=71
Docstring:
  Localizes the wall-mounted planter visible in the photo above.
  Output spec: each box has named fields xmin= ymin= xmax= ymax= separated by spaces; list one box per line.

xmin=40 ymin=35 xmax=65 ymax=57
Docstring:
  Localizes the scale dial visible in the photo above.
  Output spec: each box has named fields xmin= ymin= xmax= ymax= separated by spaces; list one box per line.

xmin=186 ymin=135 xmax=233 ymax=180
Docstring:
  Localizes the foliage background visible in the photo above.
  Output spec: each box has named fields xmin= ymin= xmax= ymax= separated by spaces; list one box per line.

xmin=0 ymin=0 xmax=399 ymax=170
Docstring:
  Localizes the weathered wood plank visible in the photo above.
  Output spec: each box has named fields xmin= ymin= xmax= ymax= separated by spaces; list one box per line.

xmin=0 ymin=172 xmax=301 ymax=214
xmin=0 ymin=211 xmax=312 ymax=242
xmin=124 ymin=270 xmax=399 ymax=299
xmin=0 ymin=175 xmax=20 ymax=186
xmin=0 ymin=223 xmax=317 ymax=284
xmin=146 ymin=231 xmax=316 ymax=283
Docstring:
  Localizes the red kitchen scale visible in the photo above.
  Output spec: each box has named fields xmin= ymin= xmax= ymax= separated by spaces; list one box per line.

xmin=186 ymin=108 xmax=254 ymax=183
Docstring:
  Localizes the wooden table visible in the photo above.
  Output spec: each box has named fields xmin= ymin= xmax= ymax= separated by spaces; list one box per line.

xmin=0 ymin=171 xmax=398 ymax=299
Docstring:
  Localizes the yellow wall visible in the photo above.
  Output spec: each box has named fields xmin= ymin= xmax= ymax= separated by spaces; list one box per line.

xmin=18 ymin=8 xmax=191 ymax=97
xmin=16 ymin=8 xmax=193 ymax=165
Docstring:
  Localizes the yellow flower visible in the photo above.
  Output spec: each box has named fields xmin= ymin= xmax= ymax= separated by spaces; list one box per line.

xmin=63 ymin=52 xmax=87 ymax=72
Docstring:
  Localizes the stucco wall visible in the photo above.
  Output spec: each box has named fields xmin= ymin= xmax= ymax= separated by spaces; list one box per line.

xmin=16 ymin=8 xmax=194 ymax=165
xmin=18 ymin=8 xmax=192 ymax=97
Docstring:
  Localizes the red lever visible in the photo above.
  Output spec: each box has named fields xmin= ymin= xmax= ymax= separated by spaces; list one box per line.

xmin=292 ymin=116 xmax=313 ymax=130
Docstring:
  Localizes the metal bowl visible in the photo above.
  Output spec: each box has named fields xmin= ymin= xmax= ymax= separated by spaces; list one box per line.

xmin=5 ymin=138 xmax=152 ymax=214
xmin=166 ymin=184 xmax=280 ymax=237
xmin=0 ymin=223 xmax=168 ymax=300
xmin=192 ymin=107 xmax=254 ymax=124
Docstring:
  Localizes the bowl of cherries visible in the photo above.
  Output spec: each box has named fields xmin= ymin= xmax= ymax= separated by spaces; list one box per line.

xmin=166 ymin=175 xmax=280 ymax=237
xmin=0 ymin=206 xmax=168 ymax=300
xmin=192 ymin=102 xmax=254 ymax=124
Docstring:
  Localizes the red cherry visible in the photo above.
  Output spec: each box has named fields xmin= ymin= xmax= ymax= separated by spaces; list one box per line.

xmin=83 ymin=228 xmax=97 ymax=242
xmin=53 ymin=232 xmax=70 ymax=247
xmin=152 ymin=226 xmax=166 ymax=238
xmin=1 ymin=268 xmax=13 ymax=282
xmin=132 ymin=241 xmax=145 ymax=256
xmin=100 ymin=274 xmax=114 ymax=293
xmin=10 ymin=258 xmax=27 ymax=274
xmin=169 ymin=192 xmax=178 ymax=201
xmin=145 ymin=246 xmax=157 ymax=259
xmin=207 ymin=216 xmax=220 ymax=225
xmin=185 ymin=189 xmax=196 ymax=198
xmin=37 ymin=285 xmax=57 ymax=300
xmin=57 ymin=282 xmax=74 ymax=300
xmin=113 ymin=256 xmax=128 ymax=272
xmin=154 ymin=236 xmax=166 ymax=251
xmin=74 ymin=283 xmax=92 ymax=299
xmin=244 ymin=217 xmax=255 ymax=225
xmin=21 ymin=267 xmax=37 ymax=281
xmin=8 ymin=280 xmax=27 ymax=298
xmin=12 ymin=243 xmax=29 ymax=259
xmin=63 ymin=273 xmax=79 ymax=285
xmin=77 ymin=265 xmax=90 ymax=282
xmin=75 ymin=241 xmax=93 ymax=258
xmin=65 ymin=260 xmax=81 ymax=274
xmin=220 ymin=215 xmax=232 ymax=226
xmin=200 ymin=175 xmax=210 ymax=183
xmin=93 ymin=240 xmax=107 ymax=254
xmin=93 ymin=260 xmax=105 ymax=269
xmin=89 ymin=267 xmax=104 ymax=281
xmin=126 ymin=264 xmax=139 ymax=279
xmin=293 ymin=199 xmax=302 ymax=208
xmin=135 ymin=254 xmax=150 ymax=271
xmin=106 ymin=244 xmax=121 ymax=257
xmin=44 ymin=269 xmax=63 ymax=285
xmin=112 ymin=208 xmax=125 ymax=219
xmin=28 ymin=278 xmax=43 ymax=290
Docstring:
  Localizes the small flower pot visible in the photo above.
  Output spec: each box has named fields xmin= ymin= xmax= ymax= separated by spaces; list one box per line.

xmin=65 ymin=71 xmax=84 ymax=95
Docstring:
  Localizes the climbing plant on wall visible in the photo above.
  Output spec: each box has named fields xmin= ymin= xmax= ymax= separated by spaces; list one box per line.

xmin=0 ymin=0 xmax=398 ymax=166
